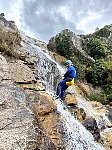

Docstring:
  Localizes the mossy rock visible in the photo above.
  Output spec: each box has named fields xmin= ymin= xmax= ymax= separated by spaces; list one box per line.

xmin=0 ymin=27 xmax=22 ymax=58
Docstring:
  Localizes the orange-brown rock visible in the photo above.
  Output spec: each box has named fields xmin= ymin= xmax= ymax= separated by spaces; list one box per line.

xmin=49 ymin=51 xmax=66 ymax=65
xmin=33 ymin=92 xmax=64 ymax=149
xmin=65 ymin=93 xmax=86 ymax=122
xmin=33 ymin=91 xmax=56 ymax=116
xmin=20 ymin=80 xmax=45 ymax=91
xmin=65 ymin=94 xmax=77 ymax=105
xmin=101 ymin=129 xmax=112 ymax=149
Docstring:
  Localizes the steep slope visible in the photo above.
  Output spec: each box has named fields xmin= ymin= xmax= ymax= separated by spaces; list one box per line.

xmin=0 ymin=13 xmax=64 ymax=150
xmin=0 ymin=13 xmax=112 ymax=150
xmin=47 ymin=26 xmax=112 ymax=106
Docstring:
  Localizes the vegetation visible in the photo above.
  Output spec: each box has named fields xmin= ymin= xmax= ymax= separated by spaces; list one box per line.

xmin=74 ymin=62 xmax=86 ymax=80
xmin=94 ymin=26 xmax=110 ymax=38
xmin=54 ymin=27 xmax=112 ymax=105
xmin=0 ymin=27 xmax=22 ymax=58
xmin=88 ymin=92 xmax=107 ymax=105
xmin=85 ymin=60 xmax=112 ymax=87
xmin=85 ymin=59 xmax=112 ymax=104
xmin=55 ymin=33 xmax=74 ymax=58
xmin=82 ymin=37 xmax=107 ymax=60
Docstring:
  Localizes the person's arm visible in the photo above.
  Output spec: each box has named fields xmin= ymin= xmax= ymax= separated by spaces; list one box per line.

xmin=64 ymin=67 xmax=72 ymax=77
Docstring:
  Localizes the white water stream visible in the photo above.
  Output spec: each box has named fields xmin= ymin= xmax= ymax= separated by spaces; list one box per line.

xmin=22 ymin=35 xmax=105 ymax=150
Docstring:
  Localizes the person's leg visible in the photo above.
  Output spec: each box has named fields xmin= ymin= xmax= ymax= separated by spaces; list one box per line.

xmin=56 ymin=80 xmax=66 ymax=98
xmin=56 ymin=82 xmax=62 ymax=97
xmin=61 ymin=84 xmax=68 ymax=99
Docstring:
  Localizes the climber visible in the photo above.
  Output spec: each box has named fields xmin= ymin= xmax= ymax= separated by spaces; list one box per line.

xmin=56 ymin=60 xmax=76 ymax=100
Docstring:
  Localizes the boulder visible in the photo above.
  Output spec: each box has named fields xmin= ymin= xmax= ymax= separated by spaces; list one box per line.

xmin=33 ymin=91 xmax=56 ymax=116
xmin=65 ymin=93 xmax=86 ymax=122
xmin=65 ymin=94 xmax=77 ymax=106
xmin=83 ymin=117 xmax=100 ymax=141
xmin=33 ymin=92 xmax=64 ymax=149
xmin=101 ymin=129 xmax=112 ymax=149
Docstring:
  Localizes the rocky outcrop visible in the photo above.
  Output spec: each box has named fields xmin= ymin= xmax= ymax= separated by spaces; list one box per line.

xmin=47 ymin=29 xmax=82 ymax=53
xmin=0 ymin=54 xmax=11 ymax=82
xmin=0 ymin=13 xmax=17 ymax=31
xmin=76 ymin=81 xmax=102 ymax=97
xmin=47 ymin=29 xmax=95 ymax=64
xmin=83 ymin=118 xmax=100 ymax=141
xmin=0 ymin=14 xmax=111 ymax=150
xmin=0 ymin=52 xmax=66 ymax=150
xmin=101 ymin=128 xmax=112 ymax=150
xmin=33 ymin=92 xmax=64 ymax=149
xmin=0 ymin=15 xmax=64 ymax=148
xmin=9 ymin=60 xmax=36 ymax=83
xmin=0 ymin=54 xmax=37 ymax=149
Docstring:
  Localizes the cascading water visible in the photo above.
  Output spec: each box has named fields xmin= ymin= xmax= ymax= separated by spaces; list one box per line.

xmin=22 ymin=35 xmax=104 ymax=150
xmin=55 ymin=98 xmax=105 ymax=150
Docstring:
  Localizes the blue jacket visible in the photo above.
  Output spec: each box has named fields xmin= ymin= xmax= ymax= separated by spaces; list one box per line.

xmin=64 ymin=66 xmax=76 ymax=80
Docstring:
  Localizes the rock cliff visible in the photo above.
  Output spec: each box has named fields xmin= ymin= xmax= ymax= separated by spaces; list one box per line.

xmin=0 ymin=14 xmax=64 ymax=150
xmin=0 ymin=13 xmax=112 ymax=150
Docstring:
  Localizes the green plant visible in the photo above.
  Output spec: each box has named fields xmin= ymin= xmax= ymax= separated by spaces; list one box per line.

xmin=94 ymin=27 xmax=110 ymax=38
xmin=55 ymin=33 xmax=74 ymax=58
xmin=85 ymin=60 xmax=112 ymax=103
xmin=73 ymin=62 xmax=86 ymax=80
xmin=86 ymin=38 xmax=107 ymax=59
xmin=88 ymin=92 xmax=107 ymax=104
xmin=0 ymin=27 xmax=22 ymax=58
xmin=86 ymin=60 xmax=109 ymax=85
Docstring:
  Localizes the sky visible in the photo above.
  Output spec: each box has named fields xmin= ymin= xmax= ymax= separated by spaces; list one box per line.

xmin=0 ymin=0 xmax=112 ymax=42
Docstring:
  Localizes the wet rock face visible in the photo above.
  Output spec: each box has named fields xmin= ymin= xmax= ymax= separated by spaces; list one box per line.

xmin=0 ymin=54 xmax=62 ymax=149
xmin=107 ymin=107 xmax=112 ymax=123
xmin=83 ymin=118 xmax=100 ymax=141
xmin=33 ymin=92 xmax=64 ymax=149
xmin=65 ymin=92 xmax=86 ymax=122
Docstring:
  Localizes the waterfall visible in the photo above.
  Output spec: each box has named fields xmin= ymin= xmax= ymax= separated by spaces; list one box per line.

xmin=22 ymin=35 xmax=104 ymax=150
xmin=55 ymin=98 xmax=104 ymax=150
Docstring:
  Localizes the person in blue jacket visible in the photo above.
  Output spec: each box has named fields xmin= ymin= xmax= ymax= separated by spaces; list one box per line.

xmin=56 ymin=60 xmax=76 ymax=100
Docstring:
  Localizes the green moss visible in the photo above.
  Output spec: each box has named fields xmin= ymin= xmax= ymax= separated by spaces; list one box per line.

xmin=88 ymin=93 xmax=106 ymax=105
xmin=0 ymin=27 xmax=22 ymax=58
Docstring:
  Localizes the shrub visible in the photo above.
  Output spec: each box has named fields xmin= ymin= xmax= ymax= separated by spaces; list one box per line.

xmin=88 ymin=92 xmax=107 ymax=105
xmin=94 ymin=27 xmax=110 ymax=38
xmin=86 ymin=38 xmax=107 ymax=59
xmin=85 ymin=60 xmax=110 ymax=85
xmin=85 ymin=60 xmax=112 ymax=102
xmin=103 ymin=61 xmax=112 ymax=95
xmin=55 ymin=33 xmax=74 ymax=58
xmin=73 ymin=62 xmax=86 ymax=80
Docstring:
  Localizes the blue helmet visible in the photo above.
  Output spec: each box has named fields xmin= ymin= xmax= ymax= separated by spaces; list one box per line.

xmin=65 ymin=60 xmax=72 ymax=65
